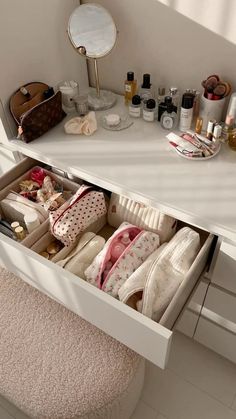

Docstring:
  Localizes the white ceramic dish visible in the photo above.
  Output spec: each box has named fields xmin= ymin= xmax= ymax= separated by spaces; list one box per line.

xmin=101 ymin=113 xmax=133 ymax=131
xmin=175 ymin=143 xmax=221 ymax=161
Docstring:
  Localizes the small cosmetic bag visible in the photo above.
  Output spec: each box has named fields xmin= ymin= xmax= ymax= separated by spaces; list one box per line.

xmin=56 ymin=232 xmax=105 ymax=279
xmin=9 ymin=82 xmax=66 ymax=143
xmin=118 ymin=227 xmax=200 ymax=322
xmin=107 ymin=193 xmax=177 ymax=244
xmin=85 ymin=222 xmax=160 ymax=298
xmin=50 ymin=185 xmax=107 ymax=246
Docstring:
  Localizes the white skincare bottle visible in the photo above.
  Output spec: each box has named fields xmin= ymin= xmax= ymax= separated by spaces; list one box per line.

xmin=143 ymin=99 xmax=156 ymax=122
xmin=179 ymin=93 xmax=194 ymax=132
xmin=129 ymin=95 xmax=141 ymax=117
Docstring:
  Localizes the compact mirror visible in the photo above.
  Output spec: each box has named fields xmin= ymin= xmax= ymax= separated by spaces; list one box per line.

xmin=68 ymin=4 xmax=117 ymax=110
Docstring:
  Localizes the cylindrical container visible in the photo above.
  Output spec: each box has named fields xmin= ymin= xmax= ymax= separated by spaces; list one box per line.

xmin=228 ymin=129 xmax=236 ymax=151
xmin=206 ymin=120 xmax=215 ymax=140
xmin=11 ymin=221 xmax=20 ymax=230
xmin=179 ymin=94 xmax=194 ymax=132
xmin=195 ymin=117 xmax=203 ymax=134
xmin=226 ymin=92 xmax=236 ymax=122
xmin=15 ymin=226 xmax=26 ymax=241
xmin=143 ymin=99 xmax=156 ymax=122
xmin=199 ymin=94 xmax=226 ymax=131
xmin=74 ymin=95 xmax=89 ymax=116
xmin=124 ymin=71 xmax=137 ymax=105
xmin=139 ymin=74 xmax=153 ymax=104
xmin=58 ymin=80 xmax=79 ymax=112
xmin=213 ymin=124 xmax=222 ymax=146
xmin=129 ymin=95 xmax=141 ymax=118
xmin=24 ymin=213 xmax=40 ymax=234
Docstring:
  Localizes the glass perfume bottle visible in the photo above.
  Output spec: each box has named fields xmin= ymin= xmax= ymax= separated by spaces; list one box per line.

xmin=143 ymin=99 xmax=156 ymax=122
xmin=129 ymin=95 xmax=141 ymax=118
xmin=124 ymin=71 xmax=137 ymax=105
xmin=139 ymin=74 xmax=153 ymax=103
xmin=222 ymin=115 xmax=235 ymax=143
xmin=160 ymin=101 xmax=177 ymax=130
xmin=169 ymin=87 xmax=179 ymax=113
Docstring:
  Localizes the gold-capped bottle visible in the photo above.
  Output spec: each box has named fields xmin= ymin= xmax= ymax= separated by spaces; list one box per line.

xmin=124 ymin=71 xmax=137 ymax=105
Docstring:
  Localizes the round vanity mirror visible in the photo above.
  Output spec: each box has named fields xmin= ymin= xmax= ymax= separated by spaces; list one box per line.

xmin=68 ymin=4 xmax=117 ymax=59
xmin=68 ymin=4 xmax=117 ymax=110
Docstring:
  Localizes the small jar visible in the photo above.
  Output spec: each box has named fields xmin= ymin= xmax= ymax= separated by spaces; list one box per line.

xmin=129 ymin=95 xmax=141 ymax=118
xmin=143 ymin=99 xmax=156 ymax=122
xmin=74 ymin=95 xmax=89 ymax=116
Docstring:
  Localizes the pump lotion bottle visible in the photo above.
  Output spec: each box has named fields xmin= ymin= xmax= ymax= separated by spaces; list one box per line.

xmin=179 ymin=93 xmax=194 ymax=132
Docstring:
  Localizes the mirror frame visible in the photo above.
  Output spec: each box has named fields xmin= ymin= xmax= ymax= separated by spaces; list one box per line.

xmin=67 ymin=3 xmax=117 ymax=60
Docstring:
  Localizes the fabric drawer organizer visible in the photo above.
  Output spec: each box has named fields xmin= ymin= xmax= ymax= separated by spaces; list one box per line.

xmin=0 ymin=159 xmax=80 ymax=248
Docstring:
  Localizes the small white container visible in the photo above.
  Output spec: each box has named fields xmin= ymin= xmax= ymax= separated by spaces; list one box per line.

xmin=199 ymin=94 xmax=226 ymax=131
xmin=143 ymin=99 xmax=156 ymax=122
xmin=24 ymin=213 xmax=40 ymax=234
xmin=129 ymin=95 xmax=141 ymax=118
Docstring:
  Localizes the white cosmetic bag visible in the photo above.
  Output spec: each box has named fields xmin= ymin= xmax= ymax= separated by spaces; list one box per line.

xmin=107 ymin=193 xmax=176 ymax=243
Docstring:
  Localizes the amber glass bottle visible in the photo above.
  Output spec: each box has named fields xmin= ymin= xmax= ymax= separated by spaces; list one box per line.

xmin=124 ymin=71 xmax=137 ymax=105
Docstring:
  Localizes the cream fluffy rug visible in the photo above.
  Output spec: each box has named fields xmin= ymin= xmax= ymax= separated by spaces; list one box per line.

xmin=0 ymin=267 xmax=141 ymax=419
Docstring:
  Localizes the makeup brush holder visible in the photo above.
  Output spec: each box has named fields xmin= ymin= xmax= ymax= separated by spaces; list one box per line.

xmin=199 ymin=94 xmax=226 ymax=131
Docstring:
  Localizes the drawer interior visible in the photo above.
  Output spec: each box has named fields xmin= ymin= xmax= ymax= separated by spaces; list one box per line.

xmin=28 ymin=212 xmax=215 ymax=331
xmin=0 ymin=157 xmax=80 ymax=247
xmin=0 ymin=157 xmax=217 ymax=368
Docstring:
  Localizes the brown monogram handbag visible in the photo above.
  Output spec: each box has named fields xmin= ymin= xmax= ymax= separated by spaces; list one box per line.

xmin=9 ymin=82 xmax=66 ymax=143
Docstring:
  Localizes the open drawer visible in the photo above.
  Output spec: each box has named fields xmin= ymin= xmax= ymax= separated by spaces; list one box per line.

xmin=0 ymin=158 xmax=216 ymax=369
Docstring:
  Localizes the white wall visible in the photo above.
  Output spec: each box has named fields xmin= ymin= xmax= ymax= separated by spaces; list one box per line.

xmin=0 ymin=0 xmax=89 ymax=173
xmin=0 ymin=0 xmax=89 ymax=136
xmin=83 ymin=0 xmax=236 ymax=98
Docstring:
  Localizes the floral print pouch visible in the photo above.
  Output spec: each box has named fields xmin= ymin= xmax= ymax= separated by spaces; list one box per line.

xmin=85 ymin=222 xmax=160 ymax=298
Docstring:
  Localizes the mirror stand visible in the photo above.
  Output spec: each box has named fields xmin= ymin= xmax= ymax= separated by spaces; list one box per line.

xmin=88 ymin=58 xmax=116 ymax=111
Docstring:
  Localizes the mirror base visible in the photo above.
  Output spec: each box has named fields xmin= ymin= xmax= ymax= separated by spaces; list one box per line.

xmin=88 ymin=89 xmax=117 ymax=111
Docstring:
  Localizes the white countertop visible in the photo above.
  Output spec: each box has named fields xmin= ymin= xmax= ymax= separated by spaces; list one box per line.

xmin=9 ymin=95 xmax=236 ymax=241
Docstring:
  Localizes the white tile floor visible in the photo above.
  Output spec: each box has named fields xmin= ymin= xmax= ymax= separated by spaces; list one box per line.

xmin=1 ymin=332 xmax=236 ymax=419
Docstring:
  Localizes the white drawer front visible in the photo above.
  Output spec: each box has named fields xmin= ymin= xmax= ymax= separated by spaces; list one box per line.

xmin=210 ymin=240 xmax=236 ymax=294
xmin=0 ymin=235 xmax=172 ymax=369
xmin=195 ymin=318 xmax=236 ymax=364
xmin=0 ymin=157 xmax=216 ymax=369
xmin=203 ymin=285 xmax=236 ymax=324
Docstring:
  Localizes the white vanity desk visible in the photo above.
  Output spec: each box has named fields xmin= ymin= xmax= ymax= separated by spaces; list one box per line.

xmin=9 ymin=96 xmax=236 ymax=243
xmin=2 ymin=95 xmax=236 ymax=367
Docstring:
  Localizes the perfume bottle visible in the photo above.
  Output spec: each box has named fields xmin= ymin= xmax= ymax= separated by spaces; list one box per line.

xmin=139 ymin=74 xmax=153 ymax=103
xmin=124 ymin=71 xmax=137 ymax=105
xmin=160 ymin=101 xmax=177 ymax=130
xmin=169 ymin=87 xmax=179 ymax=113
xmin=158 ymin=95 xmax=171 ymax=122
xmin=157 ymin=87 xmax=166 ymax=105
xmin=228 ymin=128 xmax=236 ymax=151
xmin=143 ymin=99 xmax=156 ymax=122
xmin=222 ymin=115 xmax=235 ymax=143
xmin=129 ymin=95 xmax=141 ymax=118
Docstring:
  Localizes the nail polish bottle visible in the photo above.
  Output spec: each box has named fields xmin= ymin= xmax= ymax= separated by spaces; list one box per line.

xmin=160 ymin=100 xmax=177 ymax=130
xmin=143 ymin=99 xmax=156 ymax=122
xmin=139 ymin=74 xmax=153 ymax=103
xmin=179 ymin=93 xmax=194 ymax=132
xmin=129 ymin=95 xmax=141 ymax=118
xmin=124 ymin=71 xmax=137 ymax=105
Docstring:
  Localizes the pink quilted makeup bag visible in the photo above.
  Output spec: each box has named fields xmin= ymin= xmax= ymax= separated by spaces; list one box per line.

xmin=50 ymin=185 xmax=107 ymax=246
xmin=85 ymin=222 xmax=160 ymax=298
